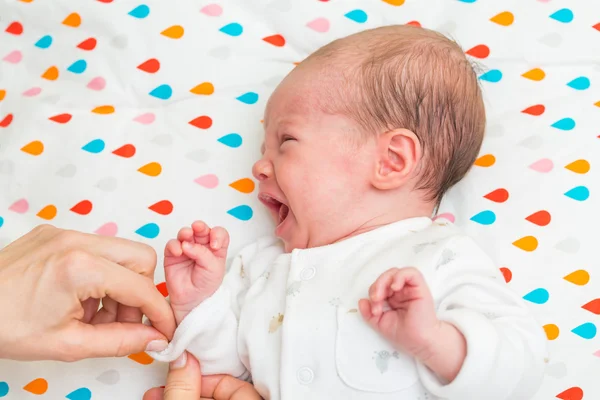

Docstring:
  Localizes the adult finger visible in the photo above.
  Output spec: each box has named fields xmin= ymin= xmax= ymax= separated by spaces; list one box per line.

xmin=117 ymin=303 xmax=144 ymax=324
xmin=0 ymin=224 xmax=59 ymax=257
xmin=62 ymin=321 xmax=168 ymax=360
xmin=71 ymin=254 xmax=175 ymax=339
xmin=201 ymin=375 xmax=263 ymax=400
xmin=81 ymin=298 xmax=100 ymax=324
xmin=11 ymin=225 xmax=156 ymax=278
xmin=163 ymin=352 xmax=202 ymax=400
xmin=65 ymin=230 xmax=158 ymax=277
xmin=91 ymin=297 xmax=145 ymax=326
xmin=103 ymin=266 xmax=175 ymax=338
xmin=142 ymin=387 xmax=163 ymax=400
xmin=143 ymin=353 xmax=202 ymax=400
xmin=90 ymin=297 xmax=118 ymax=325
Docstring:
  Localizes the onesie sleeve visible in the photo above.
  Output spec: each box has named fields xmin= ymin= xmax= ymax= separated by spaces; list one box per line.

xmin=147 ymin=237 xmax=276 ymax=380
xmin=416 ymin=236 xmax=548 ymax=400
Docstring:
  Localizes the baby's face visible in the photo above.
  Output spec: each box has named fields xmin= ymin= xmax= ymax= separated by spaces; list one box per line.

xmin=253 ymin=69 xmax=376 ymax=252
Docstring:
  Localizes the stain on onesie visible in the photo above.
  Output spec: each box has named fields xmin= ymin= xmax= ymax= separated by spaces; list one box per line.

xmin=269 ymin=313 xmax=284 ymax=333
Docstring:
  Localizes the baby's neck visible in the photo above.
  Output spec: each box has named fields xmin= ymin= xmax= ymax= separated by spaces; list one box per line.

xmin=329 ymin=201 xmax=435 ymax=246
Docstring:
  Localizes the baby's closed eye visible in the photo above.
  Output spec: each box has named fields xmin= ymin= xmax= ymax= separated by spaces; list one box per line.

xmin=281 ymin=134 xmax=296 ymax=144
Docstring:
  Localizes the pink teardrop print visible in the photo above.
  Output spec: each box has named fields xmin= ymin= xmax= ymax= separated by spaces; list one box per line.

xmin=307 ymin=18 xmax=330 ymax=33
xmin=194 ymin=174 xmax=219 ymax=188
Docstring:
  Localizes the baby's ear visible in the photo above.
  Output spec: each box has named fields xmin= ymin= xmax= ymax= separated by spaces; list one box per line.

xmin=371 ymin=128 xmax=422 ymax=190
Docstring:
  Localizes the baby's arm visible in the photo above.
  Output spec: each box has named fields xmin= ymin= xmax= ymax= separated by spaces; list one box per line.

xmin=147 ymin=221 xmax=252 ymax=379
xmin=361 ymin=236 xmax=547 ymax=400
xmin=423 ymin=238 xmax=548 ymax=399
xmin=360 ymin=267 xmax=466 ymax=383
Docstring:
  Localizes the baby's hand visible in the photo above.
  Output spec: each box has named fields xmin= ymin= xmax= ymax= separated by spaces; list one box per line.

xmin=359 ymin=267 xmax=439 ymax=360
xmin=164 ymin=221 xmax=229 ymax=324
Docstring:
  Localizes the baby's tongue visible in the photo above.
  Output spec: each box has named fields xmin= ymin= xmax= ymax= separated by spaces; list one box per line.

xmin=279 ymin=204 xmax=289 ymax=223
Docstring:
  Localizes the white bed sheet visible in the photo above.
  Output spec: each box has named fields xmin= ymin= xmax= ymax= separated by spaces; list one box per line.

xmin=1 ymin=0 xmax=599 ymax=398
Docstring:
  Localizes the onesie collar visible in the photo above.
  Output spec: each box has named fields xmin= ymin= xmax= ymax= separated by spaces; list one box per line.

xmin=290 ymin=216 xmax=433 ymax=260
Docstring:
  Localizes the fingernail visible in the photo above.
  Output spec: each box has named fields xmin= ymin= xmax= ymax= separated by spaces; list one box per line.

xmin=182 ymin=241 xmax=190 ymax=249
xmin=211 ymin=240 xmax=218 ymax=248
xmin=145 ymin=340 xmax=168 ymax=352
xmin=170 ymin=352 xmax=187 ymax=370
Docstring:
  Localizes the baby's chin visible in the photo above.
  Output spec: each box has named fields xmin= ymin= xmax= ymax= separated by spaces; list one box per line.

xmin=282 ymin=241 xmax=294 ymax=253
xmin=278 ymin=232 xmax=307 ymax=254
xmin=279 ymin=234 xmax=298 ymax=253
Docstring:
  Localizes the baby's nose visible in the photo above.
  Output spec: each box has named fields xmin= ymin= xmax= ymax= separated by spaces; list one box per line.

xmin=252 ymin=159 xmax=272 ymax=181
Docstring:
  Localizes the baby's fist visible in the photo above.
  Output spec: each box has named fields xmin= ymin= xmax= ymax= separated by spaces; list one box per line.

xmin=359 ymin=267 xmax=439 ymax=360
xmin=164 ymin=221 xmax=229 ymax=323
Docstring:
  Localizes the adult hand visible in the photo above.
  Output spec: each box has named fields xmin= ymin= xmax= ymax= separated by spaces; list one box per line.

xmin=0 ymin=224 xmax=176 ymax=361
xmin=144 ymin=352 xmax=262 ymax=400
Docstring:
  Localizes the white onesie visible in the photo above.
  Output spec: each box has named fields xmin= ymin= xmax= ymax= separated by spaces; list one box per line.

xmin=149 ymin=217 xmax=548 ymax=400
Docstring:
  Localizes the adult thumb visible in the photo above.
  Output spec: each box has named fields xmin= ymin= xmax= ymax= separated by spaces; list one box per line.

xmin=143 ymin=352 xmax=201 ymax=400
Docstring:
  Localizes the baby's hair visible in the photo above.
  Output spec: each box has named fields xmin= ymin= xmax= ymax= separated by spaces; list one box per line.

xmin=302 ymin=25 xmax=486 ymax=206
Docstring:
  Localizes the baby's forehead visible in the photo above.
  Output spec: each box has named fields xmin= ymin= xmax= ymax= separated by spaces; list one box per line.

xmin=265 ymin=66 xmax=343 ymax=122
xmin=264 ymin=91 xmax=319 ymax=131
xmin=266 ymin=85 xmax=319 ymax=115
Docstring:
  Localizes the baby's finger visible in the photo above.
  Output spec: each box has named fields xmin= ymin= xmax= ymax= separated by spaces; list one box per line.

xmin=177 ymin=227 xmax=194 ymax=243
xmin=164 ymin=239 xmax=182 ymax=258
xmin=371 ymin=300 xmax=389 ymax=316
xmin=390 ymin=270 xmax=408 ymax=292
xmin=369 ymin=268 xmax=398 ymax=302
xmin=358 ymin=299 xmax=372 ymax=319
xmin=391 ymin=267 xmax=423 ymax=291
xmin=359 ymin=299 xmax=380 ymax=329
xmin=181 ymin=241 xmax=215 ymax=267
xmin=209 ymin=227 xmax=229 ymax=253
xmin=387 ymin=285 xmax=421 ymax=308
xmin=192 ymin=221 xmax=211 ymax=245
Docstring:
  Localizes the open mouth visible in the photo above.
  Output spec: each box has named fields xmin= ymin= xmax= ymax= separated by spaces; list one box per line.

xmin=258 ymin=193 xmax=290 ymax=226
